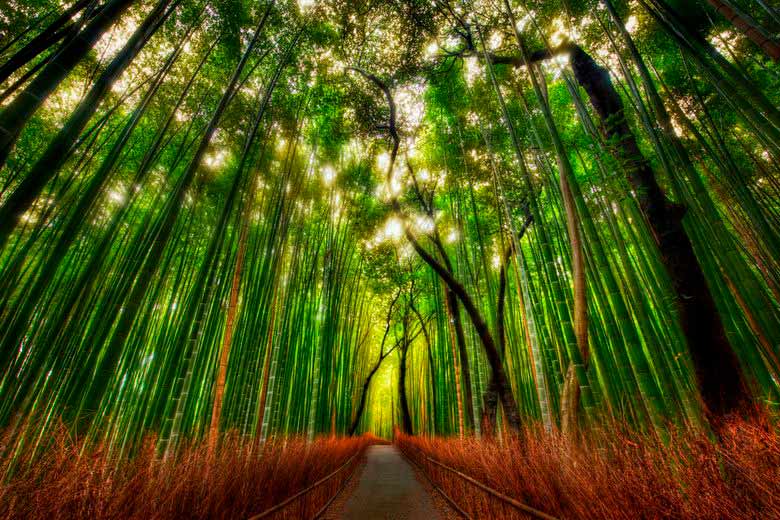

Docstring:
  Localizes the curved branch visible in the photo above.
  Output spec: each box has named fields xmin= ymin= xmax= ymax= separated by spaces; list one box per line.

xmin=351 ymin=66 xmax=522 ymax=432
xmin=348 ymin=67 xmax=399 ymax=147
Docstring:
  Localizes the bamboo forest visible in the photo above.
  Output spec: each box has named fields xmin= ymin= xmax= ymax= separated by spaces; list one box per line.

xmin=1 ymin=0 xmax=780 ymax=518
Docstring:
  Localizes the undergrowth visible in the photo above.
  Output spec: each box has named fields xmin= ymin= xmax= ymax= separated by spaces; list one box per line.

xmin=398 ymin=415 xmax=780 ymax=519
xmin=0 ymin=425 xmax=372 ymax=520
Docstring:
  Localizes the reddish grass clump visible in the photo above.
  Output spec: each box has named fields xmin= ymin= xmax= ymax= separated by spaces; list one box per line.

xmin=398 ymin=416 xmax=780 ymax=519
xmin=0 ymin=426 xmax=373 ymax=520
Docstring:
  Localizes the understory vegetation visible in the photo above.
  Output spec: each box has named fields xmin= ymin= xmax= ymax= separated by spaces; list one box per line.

xmin=398 ymin=416 xmax=780 ymax=519
xmin=0 ymin=427 xmax=371 ymax=519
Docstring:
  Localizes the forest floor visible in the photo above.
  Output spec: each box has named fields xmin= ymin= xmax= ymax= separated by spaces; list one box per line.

xmin=323 ymin=445 xmax=458 ymax=520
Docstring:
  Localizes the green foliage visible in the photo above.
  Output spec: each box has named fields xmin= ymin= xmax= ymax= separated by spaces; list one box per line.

xmin=0 ymin=0 xmax=778 ymax=458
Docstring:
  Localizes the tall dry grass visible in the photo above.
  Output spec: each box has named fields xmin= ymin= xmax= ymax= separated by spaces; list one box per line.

xmin=0 ymin=424 xmax=373 ymax=520
xmin=398 ymin=416 xmax=780 ymax=519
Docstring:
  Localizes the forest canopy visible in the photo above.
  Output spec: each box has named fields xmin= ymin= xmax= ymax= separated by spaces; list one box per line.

xmin=0 ymin=0 xmax=779 ymax=461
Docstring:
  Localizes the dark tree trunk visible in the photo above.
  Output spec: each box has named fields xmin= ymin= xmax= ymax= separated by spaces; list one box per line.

xmin=406 ymin=231 xmax=522 ymax=431
xmin=481 ymin=216 xmax=531 ymax=435
xmin=411 ymin=302 xmax=437 ymax=434
xmin=350 ymin=288 xmax=400 ymax=435
xmin=1 ymin=55 xmax=48 ymax=103
xmin=558 ymin=44 xmax=749 ymax=419
xmin=351 ymin=66 xmax=522 ymax=432
xmin=0 ymin=0 xmax=136 ymax=170
xmin=428 ymin=230 xmax=475 ymax=431
xmin=399 ymin=341 xmax=413 ymax=435
xmin=425 ymin=329 xmax=438 ymax=434
xmin=485 ymin=33 xmax=750 ymax=419
xmin=705 ymin=0 xmax=780 ymax=62
xmin=481 ymin=378 xmax=500 ymax=437
xmin=0 ymin=0 xmax=170 ymax=250
xmin=0 ymin=0 xmax=96 ymax=84
xmin=481 ymin=247 xmax=511 ymax=436
xmin=446 ymin=288 xmax=475 ymax=429
xmin=350 ymin=354 xmax=387 ymax=435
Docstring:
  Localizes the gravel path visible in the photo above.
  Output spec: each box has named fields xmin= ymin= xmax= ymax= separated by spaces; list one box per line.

xmin=331 ymin=445 xmax=449 ymax=520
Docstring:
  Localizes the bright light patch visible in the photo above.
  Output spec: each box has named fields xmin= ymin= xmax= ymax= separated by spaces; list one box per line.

xmin=625 ymin=15 xmax=638 ymax=34
xmin=425 ymin=41 xmax=439 ymax=58
xmin=377 ymin=152 xmax=391 ymax=171
xmin=322 ymin=165 xmax=336 ymax=186
xmin=542 ymin=53 xmax=570 ymax=79
xmin=516 ymin=11 xmax=535 ymax=32
xmin=549 ymin=16 xmax=579 ymax=47
xmin=389 ymin=175 xmax=403 ymax=196
xmin=298 ymin=0 xmax=315 ymax=11
xmin=204 ymin=149 xmax=227 ymax=169
xmin=383 ymin=217 xmax=404 ymax=241
xmin=108 ymin=189 xmax=125 ymax=204
xmin=413 ymin=214 xmax=435 ymax=234
xmin=489 ymin=32 xmax=503 ymax=50
xmin=395 ymin=83 xmax=426 ymax=130
xmin=465 ymin=56 xmax=482 ymax=85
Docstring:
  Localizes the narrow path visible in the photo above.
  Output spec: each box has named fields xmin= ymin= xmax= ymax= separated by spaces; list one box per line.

xmin=335 ymin=445 xmax=445 ymax=520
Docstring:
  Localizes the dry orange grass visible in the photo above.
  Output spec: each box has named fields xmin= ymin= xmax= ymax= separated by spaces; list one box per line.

xmin=0 ymin=426 xmax=373 ymax=520
xmin=398 ymin=416 xmax=780 ymax=519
